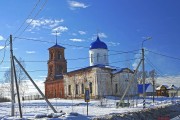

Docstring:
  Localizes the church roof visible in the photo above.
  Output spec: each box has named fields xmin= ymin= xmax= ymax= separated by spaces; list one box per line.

xmin=49 ymin=44 xmax=65 ymax=49
xmin=65 ymin=64 xmax=112 ymax=75
xmin=112 ymin=68 xmax=134 ymax=74
xmin=138 ymin=83 xmax=152 ymax=94
xmin=167 ymin=84 xmax=178 ymax=90
xmin=65 ymin=64 xmax=134 ymax=76
xmin=90 ymin=36 xmax=108 ymax=50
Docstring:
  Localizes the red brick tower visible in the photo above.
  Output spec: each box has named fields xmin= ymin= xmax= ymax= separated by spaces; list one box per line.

xmin=45 ymin=42 xmax=67 ymax=98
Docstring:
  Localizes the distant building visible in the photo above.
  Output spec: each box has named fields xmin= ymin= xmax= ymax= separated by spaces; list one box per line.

xmin=167 ymin=84 xmax=179 ymax=97
xmin=138 ymin=83 xmax=155 ymax=96
xmin=156 ymin=85 xmax=169 ymax=97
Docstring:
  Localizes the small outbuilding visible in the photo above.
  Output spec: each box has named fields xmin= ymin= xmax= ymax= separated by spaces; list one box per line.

xmin=167 ymin=84 xmax=179 ymax=97
xmin=138 ymin=83 xmax=155 ymax=96
xmin=156 ymin=85 xmax=169 ymax=97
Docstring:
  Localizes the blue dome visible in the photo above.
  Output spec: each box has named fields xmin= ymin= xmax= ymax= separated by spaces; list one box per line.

xmin=90 ymin=36 xmax=108 ymax=50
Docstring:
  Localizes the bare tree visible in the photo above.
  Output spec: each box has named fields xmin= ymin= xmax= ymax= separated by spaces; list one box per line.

xmin=3 ymin=58 xmax=28 ymax=99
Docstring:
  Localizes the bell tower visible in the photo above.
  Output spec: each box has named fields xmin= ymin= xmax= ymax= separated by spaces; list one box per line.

xmin=46 ymin=43 xmax=67 ymax=81
xmin=45 ymin=40 xmax=67 ymax=99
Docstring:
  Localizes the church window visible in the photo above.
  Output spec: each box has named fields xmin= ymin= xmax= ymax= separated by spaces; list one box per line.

xmin=50 ymin=52 xmax=53 ymax=59
xmin=91 ymin=54 xmax=93 ymax=63
xmin=58 ymin=52 xmax=61 ymax=59
xmin=104 ymin=54 xmax=106 ymax=61
xmin=89 ymin=82 xmax=92 ymax=93
xmin=76 ymin=84 xmax=78 ymax=94
xmin=49 ymin=66 xmax=52 ymax=76
xmin=81 ymin=84 xmax=84 ymax=94
xmin=57 ymin=65 xmax=63 ymax=74
xmin=68 ymin=85 xmax=71 ymax=95
xmin=115 ymin=84 xmax=118 ymax=93
xmin=97 ymin=53 xmax=100 ymax=62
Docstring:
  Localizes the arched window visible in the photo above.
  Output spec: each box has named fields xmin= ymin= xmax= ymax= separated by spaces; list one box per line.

xmin=81 ymin=84 xmax=84 ymax=94
xmin=76 ymin=84 xmax=78 ymax=94
xmin=89 ymin=82 xmax=92 ymax=93
xmin=104 ymin=54 xmax=106 ymax=61
xmin=58 ymin=52 xmax=61 ymax=59
xmin=91 ymin=54 xmax=93 ymax=63
xmin=49 ymin=66 xmax=52 ymax=76
xmin=97 ymin=53 xmax=100 ymax=62
xmin=115 ymin=84 xmax=118 ymax=93
xmin=68 ymin=85 xmax=71 ymax=95
xmin=50 ymin=52 xmax=53 ymax=59
xmin=56 ymin=65 xmax=63 ymax=74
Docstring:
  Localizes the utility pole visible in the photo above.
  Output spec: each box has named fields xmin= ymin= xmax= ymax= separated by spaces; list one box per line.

xmin=117 ymin=59 xmax=142 ymax=108
xmin=12 ymin=56 xmax=22 ymax=118
xmin=142 ymin=47 xmax=146 ymax=109
xmin=152 ymin=74 xmax=155 ymax=103
xmin=141 ymin=36 xmax=151 ymax=109
xmin=13 ymin=56 xmax=57 ymax=113
xmin=10 ymin=35 xmax=15 ymax=116
xmin=151 ymin=70 xmax=155 ymax=103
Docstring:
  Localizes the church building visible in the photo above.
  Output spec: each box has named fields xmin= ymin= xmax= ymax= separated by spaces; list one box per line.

xmin=63 ymin=36 xmax=137 ymax=99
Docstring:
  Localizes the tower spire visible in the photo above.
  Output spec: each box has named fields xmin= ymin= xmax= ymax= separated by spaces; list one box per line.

xmin=56 ymin=31 xmax=58 ymax=45
xmin=97 ymin=29 xmax=100 ymax=40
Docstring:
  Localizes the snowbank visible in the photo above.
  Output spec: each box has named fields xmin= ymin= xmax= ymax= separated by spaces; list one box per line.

xmin=93 ymin=102 xmax=180 ymax=120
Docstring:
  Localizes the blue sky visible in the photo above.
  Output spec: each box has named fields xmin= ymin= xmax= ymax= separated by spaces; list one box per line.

xmin=0 ymin=0 xmax=180 ymax=81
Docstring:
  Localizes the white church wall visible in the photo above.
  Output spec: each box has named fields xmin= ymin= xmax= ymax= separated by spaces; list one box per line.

xmin=64 ymin=68 xmax=98 ymax=99
xmin=89 ymin=49 xmax=108 ymax=66
xmin=64 ymin=67 xmax=113 ymax=99
xmin=95 ymin=68 xmax=112 ymax=98
xmin=112 ymin=72 xmax=137 ymax=97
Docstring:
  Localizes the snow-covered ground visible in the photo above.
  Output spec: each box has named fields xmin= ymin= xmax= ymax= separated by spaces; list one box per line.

xmin=0 ymin=77 xmax=179 ymax=119
xmin=0 ymin=96 xmax=180 ymax=120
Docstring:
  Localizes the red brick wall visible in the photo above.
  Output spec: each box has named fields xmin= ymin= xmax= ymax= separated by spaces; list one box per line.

xmin=45 ymin=79 xmax=64 ymax=98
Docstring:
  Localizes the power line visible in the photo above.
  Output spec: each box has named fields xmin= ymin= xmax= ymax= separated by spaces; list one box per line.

xmin=0 ymin=38 xmax=10 ymax=65
xmin=0 ymin=58 xmax=140 ymax=73
xmin=14 ymin=36 xmax=140 ymax=54
xmin=13 ymin=0 xmax=41 ymax=35
xmin=146 ymin=50 xmax=180 ymax=61
xmin=145 ymin=57 xmax=179 ymax=83
xmin=2 ymin=51 xmax=140 ymax=63
xmin=15 ymin=0 xmax=48 ymax=38
xmin=145 ymin=56 xmax=164 ymax=76
xmin=0 ymin=0 xmax=46 ymax=65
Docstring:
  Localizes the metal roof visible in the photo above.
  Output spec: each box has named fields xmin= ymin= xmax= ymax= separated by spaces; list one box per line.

xmin=49 ymin=44 xmax=65 ymax=49
xmin=90 ymin=36 xmax=107 ymax=50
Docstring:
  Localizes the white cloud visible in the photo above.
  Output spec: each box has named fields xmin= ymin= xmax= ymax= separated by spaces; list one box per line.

xmin=156 ymin=75 xmax=180 ymax=87
xmin=0 ymin=46 xmax=4 ymax=49
xmin=69 ymin=38 xmax=84 ymax=42
xmin=98 ymin=32 xmax=107 ymax=38
xmin=132 ymin=50 xmax=142 ymax=70
xmin=1 ymin=66 xmax=10 ymax=69
xmin=72 ymin=47 xmax=84 ymax=49
xmin=132 ymin=48 xmax=148 ymax=70
xmin=107 ymin=42 xmax=120 ymax=46
xmin=68 ymin=1 xmax=88 ymax=9
xmin=38 ymin=75 xmax=47 ymax=78
xmin=78 ymin=31 xmax=86 ymax=35
xmin=26 ymin=51 xmax=36 ymax=54
xmin=72 ymin=33 xmax=77 ymax=36
xmin=92 ymin=32 xmax=108 ymax=40
xmin=26 ymin=18 xmax=64 ymax=30
xmin=51 ymin=26 xmax=68 ymax=36
xmin=0 ymin=35 xmax=4 ymax=40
